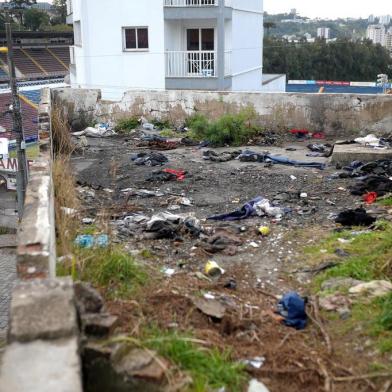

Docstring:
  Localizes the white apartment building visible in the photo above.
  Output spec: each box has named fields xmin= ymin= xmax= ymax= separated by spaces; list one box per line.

xmin=66 ymin=0 xmax=285 ymax=100
xmin=317 ymin=27 xmax=330 ymax=39
xmin=379 ymin=15 xmax=391 ymax=25
xmin=386 ymin=28 xmax=392 ymax=54
xmin=367 ymin=24 xmax=386 ymax=46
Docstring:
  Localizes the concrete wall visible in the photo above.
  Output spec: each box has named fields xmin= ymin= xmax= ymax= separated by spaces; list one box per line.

xmin=0 ymin=88 xmax=83 ymax=392
xmin=53 ymin=88 xmax=392 ymax=137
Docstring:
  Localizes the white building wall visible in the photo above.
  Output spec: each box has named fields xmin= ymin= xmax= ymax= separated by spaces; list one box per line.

xmin=230 ymin=0 xmax=263 ymax=91
xmin=70 ymin=0 xmax=165 ymax=100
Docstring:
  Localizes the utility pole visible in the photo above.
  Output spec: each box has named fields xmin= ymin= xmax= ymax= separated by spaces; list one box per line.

xmin=3 ymin=12 xmax=29 ymax=219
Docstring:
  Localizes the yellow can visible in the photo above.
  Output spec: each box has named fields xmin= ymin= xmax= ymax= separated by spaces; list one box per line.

xmin=258 ymin=226 xmax=271 ymax=237
xmin=204 ymin=261 xmax=225 ymax=277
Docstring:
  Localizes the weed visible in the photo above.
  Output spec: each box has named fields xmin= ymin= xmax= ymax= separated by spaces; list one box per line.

xmin=73 ymin=247 xmax=148 ymax=299
xmin=159 ymin=129 xmax=177 ymax=138
xmin=139 ymin=249 xmax=155 ymax=259
xmin=379 ymin=196 xmax=392 ymax=207
xmin=185 ymin=108 xmax=261 ymax=146
xmin=51 ymin=105 xmax=74 ymax=155
xmin=142 ymin=329 xmax=247 ymax=392
xmin=308 ymin=222 xmax=392 ymax=286
xmin=115 ymin=116 xmax=139 ymax=133
xmin=379 ymin=293 xmax=392 ymax=330
xmin=152 ymin=119 xmax=171 ymax=130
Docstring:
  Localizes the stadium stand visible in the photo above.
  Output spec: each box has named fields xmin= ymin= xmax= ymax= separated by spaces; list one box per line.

xmin=0 ymin=92 xmax=39 ymax=142
xmin=0 ymin=32 xmax=72 ymax=81
xmin=20 ymin=90 xmax=41 ymax=106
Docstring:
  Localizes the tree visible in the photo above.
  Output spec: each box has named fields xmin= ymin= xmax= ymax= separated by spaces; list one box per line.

xmin=52 ymin=0 xmax=67 ymax=25
xmin=5 ymin=0 xmax=37 ymax=28
xmin=24 ymin=8 xmax=49 ymax=31
xmin=263 ymin=21 xmax=276 ymax=37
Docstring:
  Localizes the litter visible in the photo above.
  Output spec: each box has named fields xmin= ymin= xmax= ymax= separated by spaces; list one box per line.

xmin=73 ymin=123 xmax=116 ymax=138
xmin=335 ymin=208 xmax=376 ymax=226
xmin=238 ymin=150 xmax=326 ymax=169
xmin=200 ymin=229 xmax=242 ymax=254
xmin=290 ymin=175 xmax=297 ymax=181
xmin=224 ymin=279 xmax=237 ymax=290
xmin=208 ymin=196 xmax=287 ymax=221
xmin=203 ymin=150 xmax=242 ymax=162
xmin=241 ymin=356 xmax=266 ymax=369
xmin=249 ymin=242 xmax=259 ymax=248
xmin=82 ymin=218 xmax=95 ymax=225
xmin=163 ymin=168 xmax=186 ymax=181
xmin=258 ymin=226 xmax=271 ymax=237
xmin=146 ymin=170 xmax=177 ymax=182
xmin=123 ymin=189 xmax=165 ymax=198
xmin=276 ymin=292 xmax=307 ymax=330
xmin=363 ymin=192 xmax=377 ymax=204
xmin=131 ymin=152 xmax=168 ymax=166
xmin=61 ymin=207 xmax=77 ymax=216
xmin=74 ymin=234 xmax=109 ymax=248
xmin=248 ymin=379 xmax=270 ymax=392
xmin=162 ymin=267 xmax=175 ymax=277
xmin=205 ymin=261 xmax=225 ymax=277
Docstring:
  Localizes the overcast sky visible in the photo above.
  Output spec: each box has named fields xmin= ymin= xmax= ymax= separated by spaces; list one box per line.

xmin=264 ymin=0 xmax=390 ymax=19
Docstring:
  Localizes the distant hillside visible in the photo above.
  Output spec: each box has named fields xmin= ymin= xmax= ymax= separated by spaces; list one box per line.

xmin=263 ymin=12 xmax=386 ymax=40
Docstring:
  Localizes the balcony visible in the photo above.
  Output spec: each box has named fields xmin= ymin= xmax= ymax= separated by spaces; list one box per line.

xmin=164 ymin=0 xmax=232 ymax=20
xmin=165 ymin=50 xmax=232 ymax=90
xmin=166 ymin=51 xmax=216 ymax=78
xmin=164 ymin=0 xmax=218 ymax=6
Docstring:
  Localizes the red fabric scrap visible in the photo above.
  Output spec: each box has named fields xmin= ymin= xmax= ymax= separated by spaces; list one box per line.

xmin=289 ymin=129 xmax=309 ymax=135
xmin=163 ymin=169 xmax=186 ymax=181
xmin=363 ymin=192 xmax=377 ymax=205
xmin=312 ymin=132 xmax=326 ymax=139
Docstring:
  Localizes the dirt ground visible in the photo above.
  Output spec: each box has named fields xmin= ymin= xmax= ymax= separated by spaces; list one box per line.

xmin=71 ymin=134 xmax=392 ymax=392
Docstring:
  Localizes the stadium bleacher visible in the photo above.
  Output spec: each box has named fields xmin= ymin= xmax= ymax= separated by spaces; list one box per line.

xmin=20 ymin=90 xmax=41 ymax=106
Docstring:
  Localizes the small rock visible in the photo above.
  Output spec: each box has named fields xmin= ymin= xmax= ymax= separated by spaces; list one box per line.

xmin=338 ymin=307 xmax=351 ymax=320
xmin=74 ymin=282 xmax=104 ymax=314
xmin=349 ymin=280 xmax=392 ymax=298
xmin=81 ymin=313 xmax=118 ymax=337
xmin=334 ymin=248 xmax=350 ymax=258
xmin=248 ymin=379 xmax=270 ymax=392
xmin=321 ymin=277 xmax=362 ymax=292
xmin=112 ymin=346 xmax=168 ymax=381
xmin=192 ymin=297 xmax=226 ymax=319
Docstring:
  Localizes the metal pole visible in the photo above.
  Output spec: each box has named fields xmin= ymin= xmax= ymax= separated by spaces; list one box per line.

xmin=5 ymin=15 xmax=28 ymax=219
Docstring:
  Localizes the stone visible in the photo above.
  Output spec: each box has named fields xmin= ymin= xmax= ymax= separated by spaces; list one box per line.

xmin=192 ymin=297 xmax=226 ymax=319
xmin=248 ymin=379 xmax=270 ymax=392
xmin=321 ymin=277 xmax=362 ymax=292
xmin=349 ymin=280 xmax=392 ymax=298
xmin=0 ymin=338 xmax=82 ymax=392
xmin=331 ymin=144 xmax=392 ymax=166
xmin=8 ymin=278 xmax=78 ymax=343
xmin=81 ymin=313 xmax=118 ymax=338
xmin=319 ymin=294 xmax=352 ymax=312
xmin=74 ymin=281 xmax=104 ymax=314
xmin=112 ymin=346 xmax=168 ymax=381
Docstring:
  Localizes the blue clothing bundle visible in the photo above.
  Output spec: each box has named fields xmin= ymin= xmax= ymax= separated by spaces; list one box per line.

xmin=277 ymin=292 xmax=307 ymax=330
xmin=238 ymin=150 xmax=326 ymax=170
xmin=208 ymin=197 xmax=263 ymax=221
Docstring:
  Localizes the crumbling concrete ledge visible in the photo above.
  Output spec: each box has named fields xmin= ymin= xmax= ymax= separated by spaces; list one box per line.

xmin=16 ymin=157 xmax=56 ymax=280
xmin=0 ymin=278 xmax=82 ymax=392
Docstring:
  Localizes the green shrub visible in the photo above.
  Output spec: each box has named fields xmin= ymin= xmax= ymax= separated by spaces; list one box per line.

xmin=115 ymin=117 xmax=139 ymax=133
xmin=380 ymin=293 xmax=392 ymax=330
xmin=152 ymin=118 xmax=171 ymax=130
xmin=185 ymin=108 xmax=261 ymax=146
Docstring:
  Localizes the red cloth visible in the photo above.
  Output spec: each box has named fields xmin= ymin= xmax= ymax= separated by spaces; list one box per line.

xmin=163 ymin=169 xmax=186 ymax=181
xmin=363 ymin=192 xmax=377 ymax=204
xmin=289 ymin=129 xmax=309 ymax=135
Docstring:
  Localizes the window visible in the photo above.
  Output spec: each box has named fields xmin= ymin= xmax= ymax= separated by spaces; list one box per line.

xmin=123 ymin=27 xmax=149 ymax=51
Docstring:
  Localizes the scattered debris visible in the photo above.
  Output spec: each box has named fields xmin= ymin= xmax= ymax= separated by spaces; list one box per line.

xmin=205 ymin=260 xmax=225 ymax=277
xmin=74 ymin=234 xmax=109 ymax=248
xmin=335 ymin=208 xmax=376 ymax=226
xmin=192 ymin=297 xmax=226 ymax=319
xmin=276 ymin=292 xmax=307 ymax=330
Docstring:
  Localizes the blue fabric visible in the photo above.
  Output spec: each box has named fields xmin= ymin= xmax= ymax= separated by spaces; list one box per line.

xmin=75 ymin=234 xmax=109 ymax=249
xmin=278 ymin=292 xmax=307 ymax=330
xmin=238 ymin=150 xmax=326 ymax=170
xmin=207 ymin=197 xmax=263 ymax=221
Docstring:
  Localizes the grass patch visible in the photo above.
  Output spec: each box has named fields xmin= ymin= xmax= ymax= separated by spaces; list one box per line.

xmin=142 ymin=329 xmax=247 ymax=392
xmin=378 ymin=196 xmax=392 ymax=207
xmin=58 ymin=247 xmax=148 ymax=299
xmin=115 ymin=116 xmax=139 ymax=133
xmin=160 ymin=129 xmax=177 ymax=138
xmin=306 ymin=222 xmax=392 ymax=287
xmin=152 ymin=119 xmax=171 ymax=130
xmin=185 ymin=108 xmax=263 ymax=146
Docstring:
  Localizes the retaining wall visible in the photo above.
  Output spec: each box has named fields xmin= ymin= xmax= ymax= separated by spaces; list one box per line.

xmin=0 ymin=88 xmax=83 ymax=392
xmin=52 ymin=88 xmax=392 ymax=137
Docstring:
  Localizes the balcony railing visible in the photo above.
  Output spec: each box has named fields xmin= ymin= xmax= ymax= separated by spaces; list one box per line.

xmin=164 ymin=0 xmax=218 ymax=6
xmin=166 ymin=51 xmax=216 ymax=78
